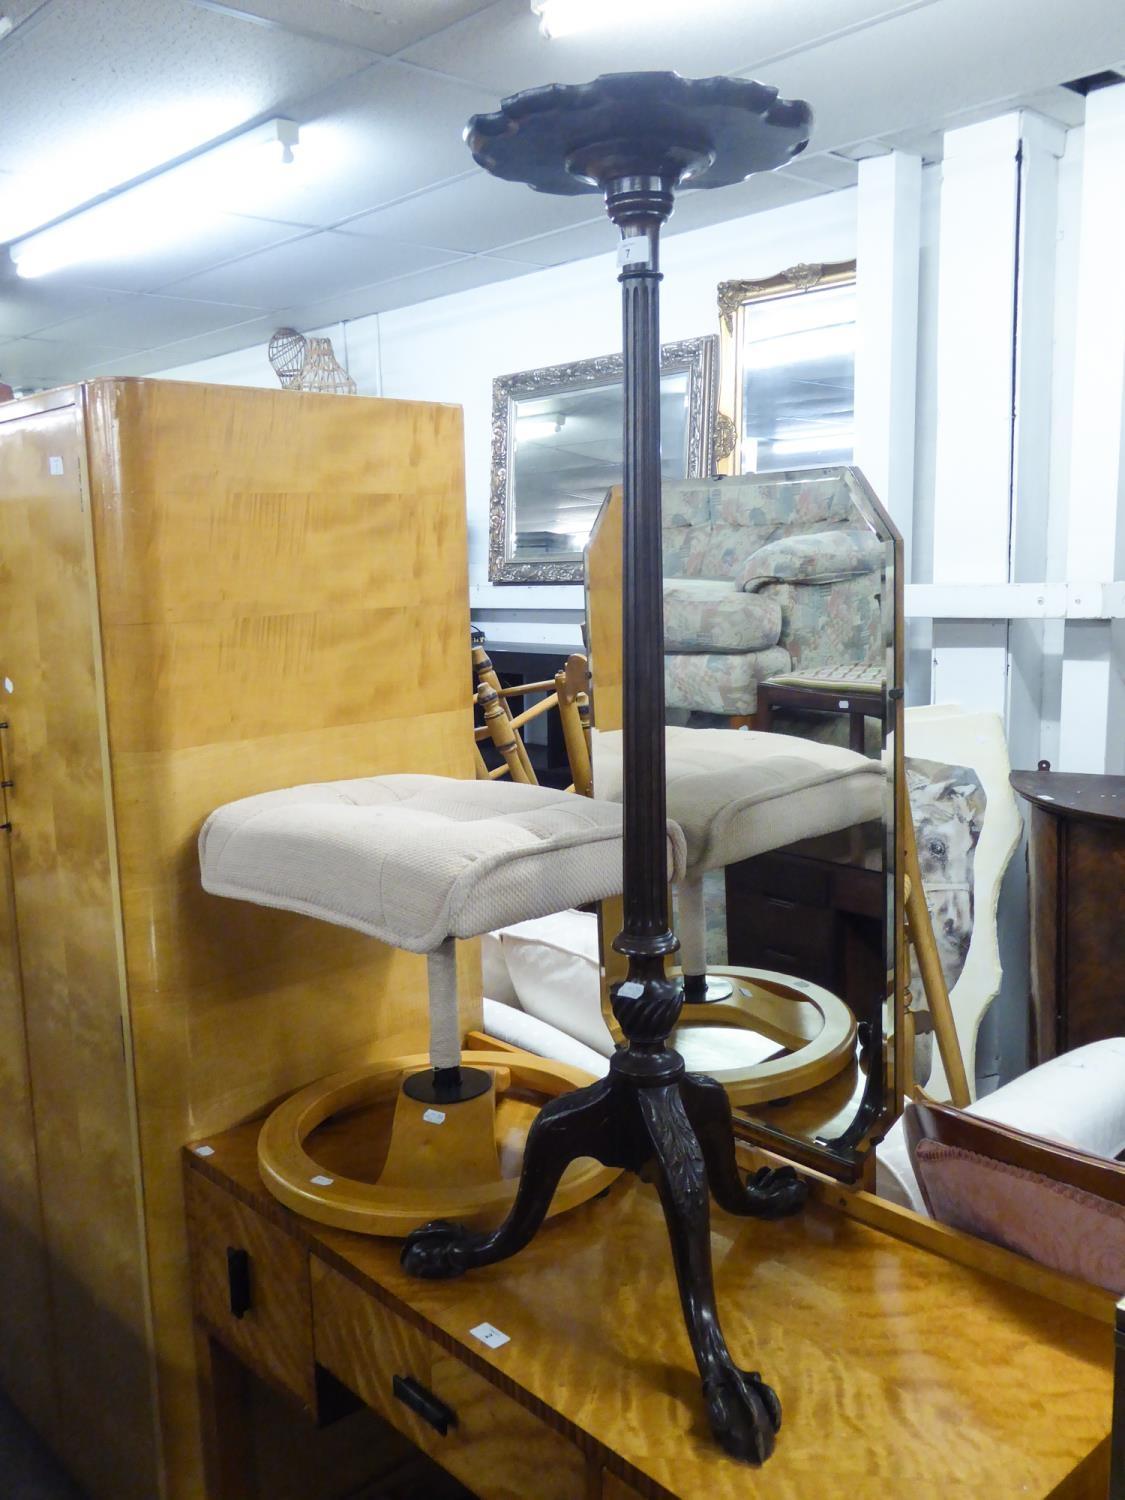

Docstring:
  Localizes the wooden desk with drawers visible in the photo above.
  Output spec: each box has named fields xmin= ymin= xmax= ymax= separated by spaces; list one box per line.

xmin=184 ymin=1109 xmax=1115 ymax=1500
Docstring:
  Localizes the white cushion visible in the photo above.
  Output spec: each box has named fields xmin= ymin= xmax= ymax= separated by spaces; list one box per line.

xmin=481 ymin=931 xmax=519 ymax=1007
xmin=876 ymin=1038 xmax=1125 ymax=1214
xmin=499 ymin=909 xmax=615 ymax=1057
xmin=592 ymin=727 xmax=884 ymax=872
xmin=481 ymin=998 xmax=610 ymax=1078
xmin=200 ymin=774 xmax=686 ymax=953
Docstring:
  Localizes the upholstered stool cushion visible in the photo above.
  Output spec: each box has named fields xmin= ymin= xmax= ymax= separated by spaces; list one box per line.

xmin=200 ymin=774 xmax=685 ymax=952
xmin=592 ymin=727 xmax=884 ymax=872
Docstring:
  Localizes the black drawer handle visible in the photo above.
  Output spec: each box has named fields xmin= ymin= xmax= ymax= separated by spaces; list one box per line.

xmin=226 ymin=1246 xmax=252 ymax=1319
xmin=393 ymin=1373 xmax=457 ymax=1436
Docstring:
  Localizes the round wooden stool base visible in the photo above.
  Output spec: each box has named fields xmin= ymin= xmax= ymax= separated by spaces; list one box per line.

xmin=257 ymin=1050 xmax=620 ymax=1237
xmin=669 ymin=966 xmax=857 ymax=1106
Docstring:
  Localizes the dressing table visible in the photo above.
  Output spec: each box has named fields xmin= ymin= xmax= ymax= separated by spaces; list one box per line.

xmin=184 ymin=1096 xmax=1114 ymax=1499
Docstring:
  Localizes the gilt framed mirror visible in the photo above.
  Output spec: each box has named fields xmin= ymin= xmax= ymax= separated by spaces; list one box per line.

xmin=715 ymin=260 xmax=857 ymax=475
xmin=489 ymin=336 xmax=718 ymax=583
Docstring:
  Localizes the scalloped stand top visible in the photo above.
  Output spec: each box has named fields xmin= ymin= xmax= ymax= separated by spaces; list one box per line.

xmin=465 ymin=71 xmax=812 ymax=196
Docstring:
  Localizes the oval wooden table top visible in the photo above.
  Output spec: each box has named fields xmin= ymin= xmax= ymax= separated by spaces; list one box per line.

xmin=188 ymin=1114 xmax=1113 ymax=1500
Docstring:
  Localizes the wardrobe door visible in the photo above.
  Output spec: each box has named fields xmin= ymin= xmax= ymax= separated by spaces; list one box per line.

xmin=0 ymin=397 xmax=157 ymax=1500
xmin=0 ymin=727 xmax=56 ymax=1440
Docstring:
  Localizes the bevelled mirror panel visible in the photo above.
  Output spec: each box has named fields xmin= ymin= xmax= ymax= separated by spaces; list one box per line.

xmin=584 ymin=464 xmax=903 ymax=1179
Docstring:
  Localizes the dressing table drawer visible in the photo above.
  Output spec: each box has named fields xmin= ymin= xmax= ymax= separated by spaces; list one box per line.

xmin=312 ymin=1260 xmax=589 ymax=1500
xmin=186 ymin=1171 xmax=316 ymax=1410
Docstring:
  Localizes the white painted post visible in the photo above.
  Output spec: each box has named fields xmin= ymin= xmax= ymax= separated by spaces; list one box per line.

xmin=927 ymin=112 xmax=1064 ymax=1092
xmin=929 ymin=112 xmax=1064 ymax=745
xmin=931 ymin=115 xmax=1022 ymax=592
xmin=930 ymin=116 xmax=1020 ymax=747
xmin=1059 ymin=83 xmax=1125 ymax=774
xmin=854 ymin=151 xmax=922 ymax=577
xmin=1008 ymin=114 xmax=1066 ymax=772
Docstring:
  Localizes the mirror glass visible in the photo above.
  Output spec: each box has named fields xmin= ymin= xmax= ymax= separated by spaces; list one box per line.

xmin=715 ymin=261 xmax=857 ymax=476
xmin=489 ymin=337 xmax=716 ymax=583
xmin=739 ymin=283 xmax=856 ymax=472
xmin=584 ymin=464 xmax=901 ymax=1179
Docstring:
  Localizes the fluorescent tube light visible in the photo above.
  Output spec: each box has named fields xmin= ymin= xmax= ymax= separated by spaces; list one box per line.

xmin=769 ymin=430 xmax=853 ymax=457
xmin=516 ymin=416 xmax=564 ymax=441
xmin=8 ymin=118 xmax=298 ymax=279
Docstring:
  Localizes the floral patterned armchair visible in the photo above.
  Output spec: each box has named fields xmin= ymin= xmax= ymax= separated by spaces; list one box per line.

xmin=662 ymin=470 xmax=884 ymax=718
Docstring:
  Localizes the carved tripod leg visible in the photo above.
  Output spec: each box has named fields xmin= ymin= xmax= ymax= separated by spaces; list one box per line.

xmin=637 ymin=1083 xmax=782 ymax=1464
xmin=679 ymin=1072 xmax=808 ymax=1221
xmin=401 ymin=1074 xmax=618 ymax=1280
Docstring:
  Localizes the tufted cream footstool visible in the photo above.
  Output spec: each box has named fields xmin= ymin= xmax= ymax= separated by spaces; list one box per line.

xmin=200 ymin=774 xmax=685 ymax=1234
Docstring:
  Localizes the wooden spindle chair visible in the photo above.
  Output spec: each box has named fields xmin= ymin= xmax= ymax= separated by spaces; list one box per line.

xmin=472 ymin=643 xmax=592 ymax=793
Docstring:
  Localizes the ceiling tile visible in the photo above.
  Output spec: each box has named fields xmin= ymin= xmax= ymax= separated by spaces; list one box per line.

xmin=93 ymin=313 xmax=284 ymax=376
xmin=31 ymin=290 xmax=266 ymax=350
xmin=278 ymin=252 xmax=538 ymax=325
xmin=161 ymin=229 xmax=459 ymax=308
xmin=781 ymin=153 xmax=860 ymax=190
xmin=231 ymin=61 xmax=501 ymax=228
xmin=760 ymin=0 xmax=1125 ymax=158
xmin=665 ymin=172 xmax=827 ymax=238
xmin=194 ymin=0 xmax=496 ymax=54
xmin=0 ymin=0 xmax=373 ymax=235
xmin=340 ymin=171 xmax=605 ymax=253
xmin=492 ymin=219 xmax=618 ymax=267
xmin=0 ymin=335 xmax=133 ymax=387
xmin=0 ymin=277 xmax=124 ymax=338
xmin=398 ymin=0 xmax=940 ymax=96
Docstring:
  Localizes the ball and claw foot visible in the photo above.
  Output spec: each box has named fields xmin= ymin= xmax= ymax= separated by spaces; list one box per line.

xmin=744 ymin=1164 xmax=808 ymax=1221
xmin=400 ymin=1219 xmax=474 ymax=1279
xmin=703 ymin=1365 xmax=783 ymax=1465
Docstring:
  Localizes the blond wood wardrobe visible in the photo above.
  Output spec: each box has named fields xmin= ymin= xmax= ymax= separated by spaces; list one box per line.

xmin=0 ymin=378 xmax=479 ymax=1500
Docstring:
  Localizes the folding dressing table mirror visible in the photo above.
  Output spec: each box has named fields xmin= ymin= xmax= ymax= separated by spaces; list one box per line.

xmin=585 ymin=464 xmax=903 ymax=1185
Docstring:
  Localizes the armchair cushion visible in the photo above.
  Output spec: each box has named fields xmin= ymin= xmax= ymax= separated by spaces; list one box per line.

xmin=665 ymin=646 xmax=791 ymax=716
xmin=663 ymin=581 xmax=782 ymax=653
xmin=756 ymin=573 xmax=883 ymax=672
xmin=481 ymin=998 xmax=609 ymax=1078
xmin=739 ymin=527 xmax=884 ymax=591
xmin=497 ymin=908 xmax=613 ymax=1057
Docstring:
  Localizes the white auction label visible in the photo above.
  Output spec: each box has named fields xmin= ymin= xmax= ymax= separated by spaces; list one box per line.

xmin=48 ymin=455 xmax=64 ymax=476
xmin=193 ymin=1144 xmax=214 ymax=1157
xmin=422 ymin=1108 xmax=446 ymax=1125
xmin=310 ymin=1174 xmax=334 ymax=1186
xmin=616 ymin=240 xmax=652 ymax=268
xmin=470 ymin=1321 xmax=510 ymax=1349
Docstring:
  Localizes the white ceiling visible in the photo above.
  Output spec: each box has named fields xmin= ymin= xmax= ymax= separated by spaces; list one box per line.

xmin=0 ymin=0 xmax=1122 ymax=389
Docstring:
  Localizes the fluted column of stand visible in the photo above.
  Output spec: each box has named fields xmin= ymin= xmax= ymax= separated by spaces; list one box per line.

xmin=605 ymin=174 xmax=685 ymax=1058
